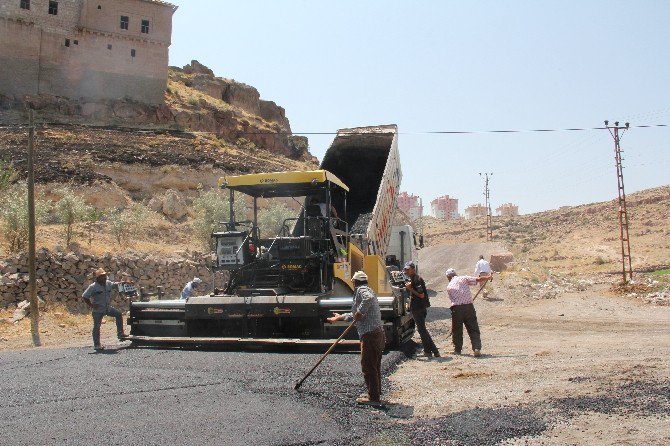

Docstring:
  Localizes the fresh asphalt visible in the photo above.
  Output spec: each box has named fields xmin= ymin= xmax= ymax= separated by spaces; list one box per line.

xmin=0 ymin=344 xmax=411 ymax=446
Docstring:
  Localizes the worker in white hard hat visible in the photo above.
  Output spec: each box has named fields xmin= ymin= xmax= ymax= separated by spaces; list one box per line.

xmin=181 ymin=277 xmax=203 ymax=300
xmin=445 ymin=268 xmax=491 ymax=357
xmin=326 ymin=270 xmax=385 ymax=407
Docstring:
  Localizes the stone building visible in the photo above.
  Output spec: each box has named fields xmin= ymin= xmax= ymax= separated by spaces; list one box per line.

xmin=465 ymin=203 xmax=488 ymax=220
xmin=0 ymin=0 xmax=177 ymax=104
xmin=496 ymin=202 xmax=519 ymax=217
xmin=397 ymin=191 xmax=423 ymax=221
xmin=431 ymin=195 xmax=459 ymax=220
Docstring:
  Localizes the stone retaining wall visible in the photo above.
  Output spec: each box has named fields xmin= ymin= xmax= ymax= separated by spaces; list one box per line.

xmin=0 ymin=248 xmax=219 ymax=310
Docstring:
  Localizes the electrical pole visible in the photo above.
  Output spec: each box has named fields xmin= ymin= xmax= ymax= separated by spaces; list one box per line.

xmin=28 ymin=109 xmax=41 ymax=346
xmin=605 ymin=120 xmax=632 ymax=284
xmin=480 ymin=173 xmax=493 ymax=241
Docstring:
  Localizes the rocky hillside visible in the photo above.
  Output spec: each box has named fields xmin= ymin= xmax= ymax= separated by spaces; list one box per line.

xmin=0 ymin=60 xmax=317 ymax=198
xmin=423 ymin=185 xmax=670 ymax=273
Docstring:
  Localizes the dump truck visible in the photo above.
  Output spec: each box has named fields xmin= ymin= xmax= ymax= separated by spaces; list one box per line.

xmin=126 ymin=125 xmax=415 ymax=348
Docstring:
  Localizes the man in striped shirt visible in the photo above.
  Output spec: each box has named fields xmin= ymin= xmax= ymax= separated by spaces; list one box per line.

xmin=445 ymin=268 xmax=492 ymax=357
xmin=327 ymin=271 xmax=385 ymax=406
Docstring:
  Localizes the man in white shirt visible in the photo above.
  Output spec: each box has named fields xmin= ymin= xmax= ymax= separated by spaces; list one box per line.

xmin=474 ymin=255 xmax=493 ymax=298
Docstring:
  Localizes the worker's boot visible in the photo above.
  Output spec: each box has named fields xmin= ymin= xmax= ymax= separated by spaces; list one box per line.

xmin=473 ymin=349 xmax=482 ymax=357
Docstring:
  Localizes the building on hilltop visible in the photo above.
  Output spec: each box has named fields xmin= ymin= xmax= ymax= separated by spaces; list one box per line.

xmin=431 ymin=195 xmax=459 ymax=220
xmin=465 ymin=203 xmax=488 ymax=220
xmin=397 ymin=192 xmax=423 ymax=220
xmin=496 ymin=203 xmax=519 ymax=217
xmin=0 ymin=0 xmax=177 ymax=105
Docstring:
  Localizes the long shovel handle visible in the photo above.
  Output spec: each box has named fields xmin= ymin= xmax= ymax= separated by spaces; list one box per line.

xmin=294 ymin=320 xmax=357 ymax=390
xmin=472 ymin=276 xmax=491 ymax=302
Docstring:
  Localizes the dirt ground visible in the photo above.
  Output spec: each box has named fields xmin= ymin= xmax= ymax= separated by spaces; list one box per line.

xmin=388 ymin=242 xmax=670 ymax=445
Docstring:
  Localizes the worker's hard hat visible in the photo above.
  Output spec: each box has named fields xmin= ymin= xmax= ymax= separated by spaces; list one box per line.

xmin=445 ymin=268 xmax=457 ymax=278
xmin=193 ymin=277 xmax=202 ymax=284
xmin=94 ymin=268 xmax=107 ymax=278
xmin=351 ymin=271 xmax=368 ymax=282
xmin=403 ymin=261 xmax=416 ymax=270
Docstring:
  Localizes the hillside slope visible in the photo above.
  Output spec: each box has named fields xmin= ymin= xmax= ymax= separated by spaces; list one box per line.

xmin=423 ymin=185 xmax=670 ymax=272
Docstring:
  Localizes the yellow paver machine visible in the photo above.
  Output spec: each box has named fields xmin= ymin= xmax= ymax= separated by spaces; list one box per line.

xmin=126 ymin=125 xmax=416 ymax=348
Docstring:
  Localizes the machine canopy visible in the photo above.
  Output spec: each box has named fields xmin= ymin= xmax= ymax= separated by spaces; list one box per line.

xmin=218 ymin=170 xmax=349 ymax=198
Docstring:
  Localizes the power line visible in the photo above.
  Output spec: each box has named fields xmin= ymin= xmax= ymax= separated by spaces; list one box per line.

xmin=0 ymin=123 xmax=668 ymax=135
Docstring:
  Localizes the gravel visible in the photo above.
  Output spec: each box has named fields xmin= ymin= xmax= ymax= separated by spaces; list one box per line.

xmin=350 ymin=213 xmax=373 ymax=235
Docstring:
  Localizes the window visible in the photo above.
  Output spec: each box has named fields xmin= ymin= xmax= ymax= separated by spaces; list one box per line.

xmin=97 ymin=5 xmax=101 ymax=9
xmin=131 ymin=49 xmax=136 ymax=57
xmin=120 ymin=16 xmax=129 ymax=30
xmin=64 ymin=39 xmax=70 ymax=47
xmin=141 ymin=20 xmax=150 ymax=34
xmin=107 ymin=44 xmax=112 ymax=50
xmin=20 ymin=0 xmax=30 ymax=10
xmin=73 ymin=40 xmax=78 ymax=45
xmin=48 ymin=1 xmax=58 ymax=15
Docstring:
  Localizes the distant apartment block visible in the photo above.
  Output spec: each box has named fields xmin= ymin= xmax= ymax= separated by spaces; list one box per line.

xmin=0 ymin=0 xmax=178 ymax=104
xmin=496 ymin=203 xmax=519 ymax=217
xmin=465 ymin=203 xmax=487 ymax=220
xmin=431 ymin=195 xmax=459 ymax=220
xmin=397 ymin=192 xmax=423 ymax=220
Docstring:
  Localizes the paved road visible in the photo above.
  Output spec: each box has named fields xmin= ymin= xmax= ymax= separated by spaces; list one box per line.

xmin=0 ymin=345 xmax=408 ymax=446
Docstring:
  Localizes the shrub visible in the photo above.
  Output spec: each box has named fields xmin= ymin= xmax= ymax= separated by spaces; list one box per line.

xmin=0 ymin=183 xmax=49 ymax=253
xmin=192 ymin=188 xmax=247 ymax=250
xmin=0 ymin=159 xmax=16 ymax=191
xmin=258 ymin=201 xmax=295 ymax=237
xmin=54 ymin=187 xmax=94 ymax=247
xmin=107 ymin=203 xmax=153 ymax=246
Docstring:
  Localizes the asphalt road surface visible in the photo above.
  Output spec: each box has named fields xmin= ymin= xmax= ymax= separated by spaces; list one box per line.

xmin=0 ymin=345 xmax=411 ymax=446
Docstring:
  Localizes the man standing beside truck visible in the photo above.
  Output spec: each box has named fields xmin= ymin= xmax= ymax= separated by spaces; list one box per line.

xmin=82 ymin=268 xmax=128 ymax=352
xmin=326 ymin=271 xmax=385 ymax=407
xmin=404 ymin=261 xmax=440 ymax=358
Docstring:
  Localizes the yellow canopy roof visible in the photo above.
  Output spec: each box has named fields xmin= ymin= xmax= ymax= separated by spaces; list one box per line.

xmin=218 ymin=170 xmax=349 ymax=197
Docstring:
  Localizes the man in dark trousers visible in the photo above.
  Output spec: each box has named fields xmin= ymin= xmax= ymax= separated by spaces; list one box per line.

xmin=445 ymin=268 xmax=492 ymax=357
xmin=326 ymin=271 xmax=385 ymax=407
xmin=82 ymin=268 xmax=128 ymax=351
xmin=404 ymin=261 xmax=440 ymax=358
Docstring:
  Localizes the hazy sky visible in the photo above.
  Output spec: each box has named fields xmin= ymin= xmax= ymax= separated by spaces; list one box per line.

xmin=168 ymin=0 xmax=669 ymax=214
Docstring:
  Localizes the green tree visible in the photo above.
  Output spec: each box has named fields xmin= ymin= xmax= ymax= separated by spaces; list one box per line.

xmin=0 ymin=159 xmax=16 ymax=191
xmin=107 ymin=202 xmax=153 ymax=246
xmin=54 ymin=187 xmax=94 ymax=247
xmin=0 ymin=183 xmax=49 ymax=253
xmin=84 ymin=207 xmax=105 ymax=248
xmin=258 ymin=201 xmax=295 ymax=237
xmin=192 ymin=188 xmax=247 ymax=250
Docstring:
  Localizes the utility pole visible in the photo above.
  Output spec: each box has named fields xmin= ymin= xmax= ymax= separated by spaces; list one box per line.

xmin=28 ymin=109 xmax=41 ymax=346
xmin=480 ymin=173 xmax=493 ymax=242
xmin=605 ymin=120 xmax=632 ymax=284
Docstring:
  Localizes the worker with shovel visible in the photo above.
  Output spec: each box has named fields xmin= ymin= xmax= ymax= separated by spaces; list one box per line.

xmin=326 ymin=271 xmax=385 ymax=407
xmin=445 ymin=268 xmax=492 ymax=357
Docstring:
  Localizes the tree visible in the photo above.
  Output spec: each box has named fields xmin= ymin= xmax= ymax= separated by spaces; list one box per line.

xmin=0 ymin=159 xmax=16 ymax=191
xmin=0 ymin=183 xmax=49 ymax=253
xmin=192 ymin=188 xmax=247 ymax=250
xmin=84 ymin=207 xmax=105 ymax=248
xmin=54 ymin=187 xmax=94 ymax=247
xmin=258 ymin=201 xmax=295 ymax=237
xmin=107 ymin=203 xmax=153 ymax=246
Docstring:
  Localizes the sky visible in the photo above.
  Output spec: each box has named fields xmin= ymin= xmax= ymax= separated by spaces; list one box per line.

xmin=167 ymin=0 xmax=669 ymax=215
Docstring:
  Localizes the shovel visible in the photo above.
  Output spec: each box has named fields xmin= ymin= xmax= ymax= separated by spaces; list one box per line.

xmin=294 ymin=320 xmax=357 ymax=390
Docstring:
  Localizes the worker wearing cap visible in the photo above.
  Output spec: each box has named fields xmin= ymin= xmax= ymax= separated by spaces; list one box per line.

xmin=404 ymin=261 xmax=440 ymax=358
xmin=474 ymin=255 xmax=493 ymax=298
xmin=327 ymin=271 xmax=385 ymax=406
xmin=445 ymin=268 xmax=492 ymax=357
xmin=82 ymin=268 xmax=128 ymax=351
xmin=181 ymin=277 xmax=203 ymax=300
